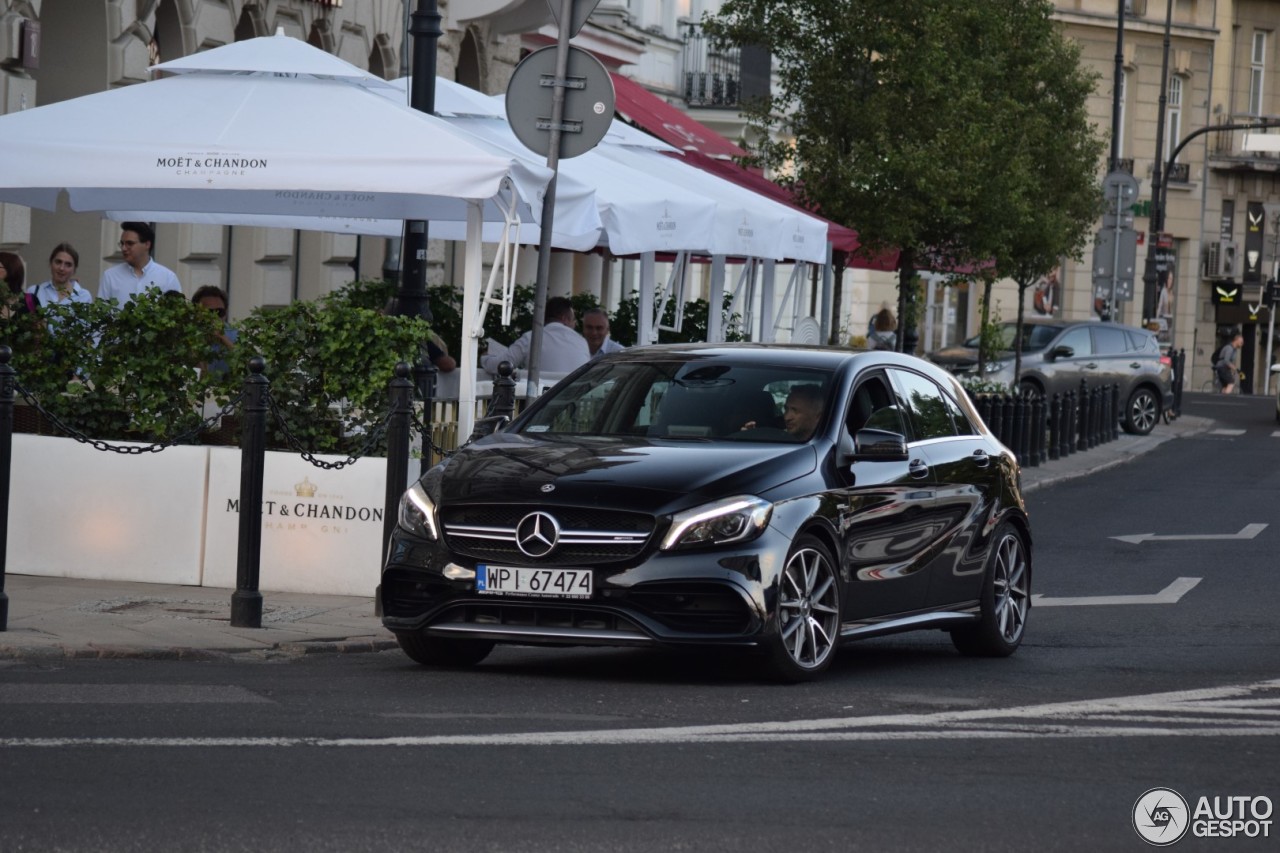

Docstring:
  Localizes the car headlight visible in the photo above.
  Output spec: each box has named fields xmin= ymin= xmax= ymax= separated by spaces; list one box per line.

xmin=982 ymin=359 xmax=1011 ymax=376
xmin=660 ymin=495 xmax=772 ymax=551
xmin=398 ymin=481 xmax=439 ymax=540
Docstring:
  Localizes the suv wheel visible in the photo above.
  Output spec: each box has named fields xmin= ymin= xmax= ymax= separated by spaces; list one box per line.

xmin=1123 ymin=387 xmax=1159 ymax=435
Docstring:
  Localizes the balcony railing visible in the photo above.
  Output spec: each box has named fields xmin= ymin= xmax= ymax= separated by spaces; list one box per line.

xmin=681 ymin=24 xmax=741 ymax=108
xmin=1207 ymin=115 xmax=1280 ymax=163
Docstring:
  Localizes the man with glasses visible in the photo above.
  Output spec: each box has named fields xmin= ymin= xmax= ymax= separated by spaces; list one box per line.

xmin=99 ymin=221 xmax=182 ymax=305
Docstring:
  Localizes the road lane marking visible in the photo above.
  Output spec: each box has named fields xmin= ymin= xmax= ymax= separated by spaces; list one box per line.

xmin=1032 ymin=577 xmax=1200 ymax=607
xmin=1209 ymin=429 xmax=1247 ymax=435
xmin=1111 ymin=523 xmax=1267 ymax=544
xmin=2 ymin=679 xmax=1278 ymax=747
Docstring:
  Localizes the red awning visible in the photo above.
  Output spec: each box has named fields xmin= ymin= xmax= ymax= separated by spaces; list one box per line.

xmin=610 ymin=73 xmax=748 ymax=159
xmin=678 ymin=151 xmax=899 ymax=271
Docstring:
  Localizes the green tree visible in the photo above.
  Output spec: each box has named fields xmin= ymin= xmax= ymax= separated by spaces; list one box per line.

xmin=705 ymin=0 xmax=1104 ymax=355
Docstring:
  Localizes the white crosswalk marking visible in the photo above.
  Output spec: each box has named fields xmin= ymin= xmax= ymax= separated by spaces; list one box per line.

xmin=2 ymin=680 xmax=1278 ymax=747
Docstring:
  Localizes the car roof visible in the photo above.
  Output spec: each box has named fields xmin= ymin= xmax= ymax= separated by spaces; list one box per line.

xmin=1004 ymin=317 xmax=1154 ymax=336
xmin=600 ymin=342 xmax=961 ymax=383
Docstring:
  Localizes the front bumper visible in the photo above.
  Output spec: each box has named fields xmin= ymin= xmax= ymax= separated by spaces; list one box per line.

xmin=378 ymin=527 xmax=794 ymax=648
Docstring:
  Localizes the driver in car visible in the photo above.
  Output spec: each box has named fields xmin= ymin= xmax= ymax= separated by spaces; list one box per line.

xmin=782 ymin=384 xmax=824 ymax=440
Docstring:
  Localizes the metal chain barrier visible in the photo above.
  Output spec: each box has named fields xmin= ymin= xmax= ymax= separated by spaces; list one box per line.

xmin=410 ymin=406 xmax=455 ymax=460
xmin=12 ymin=380 xmax=245 ymax=455
xmin=264 ymin=390 xmax=392 ymax=471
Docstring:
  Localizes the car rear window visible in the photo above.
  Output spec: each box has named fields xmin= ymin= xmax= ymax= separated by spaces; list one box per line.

xmin=1093 ymin=325 xmax=1129 ymax=355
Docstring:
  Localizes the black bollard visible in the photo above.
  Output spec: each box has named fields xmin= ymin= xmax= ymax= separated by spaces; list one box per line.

xmin=1077 ymin=380 xmax=1090 ymax=452
xmin=382 ymin=363 xmax=414 ymax=568
xmin=231 ymin=357 xmax=269 ymax=629
xmin=1111 ymin=384 xmax=1121 ymax=441
xmin=0 ymin=347 xmax=12 ymax=631
xmin=469 ymin=361 xmax=518 ymax=443
xmin=490 ymin=361 xmax=518 ymax=422
xmin=1019 ymin=394 xmax=1030 ymax=465
xmin=1047 ymin=394 xmax=1060 ymax=462
xmin=1059 ymin=389 xmax=1070 ymax=455
xmin=1028 ymin=395 xmax=1043 ymax=467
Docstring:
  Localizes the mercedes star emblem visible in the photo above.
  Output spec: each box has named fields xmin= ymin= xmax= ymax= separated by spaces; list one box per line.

xmin=515 ymin=511 xmax=561 ymax=558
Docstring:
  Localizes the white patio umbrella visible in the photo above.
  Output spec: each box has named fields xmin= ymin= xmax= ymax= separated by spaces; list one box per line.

xmin=0 ymin=33 xmax=607 ymax=437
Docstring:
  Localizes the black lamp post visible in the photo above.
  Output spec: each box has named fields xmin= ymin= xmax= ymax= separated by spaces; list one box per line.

xmin=1139 ymin=0 xmax=1175 ymax=326
xmin=396 ymin=0 xmax=441 ymax=327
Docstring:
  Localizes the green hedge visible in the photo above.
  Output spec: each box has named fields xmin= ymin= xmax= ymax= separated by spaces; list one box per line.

xmin=4 ymin=279 xmax=430 ymax=453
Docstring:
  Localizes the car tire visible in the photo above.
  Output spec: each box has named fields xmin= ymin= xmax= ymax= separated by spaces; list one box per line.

xmin=1123 ymin=386 xmax=1160 ymax=435
xmin=1018 ymin=379 xmax=1043 ymax=400
xmin=396 ymin=631 xmax=494 ymax=668
xmin=950 ymin=522 xmax=1030 ymax=657
xmin=766 ymin=534 xmax=842 ymax=682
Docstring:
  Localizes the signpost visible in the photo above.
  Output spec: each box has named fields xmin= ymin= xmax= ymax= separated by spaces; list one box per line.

xmin=505 ymin=0 xmax=607 ymax=396
xmin=1093 ymin=170 xmax=1139 ymax=317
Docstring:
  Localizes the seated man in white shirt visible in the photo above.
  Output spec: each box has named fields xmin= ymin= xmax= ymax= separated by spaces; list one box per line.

xmin=583 ymin=307 xmax=626 ymax=360
xmin=98 ymin=221 xmax=183 ymax=305
xmin=482 ymin=296 xmax=590 ymax=377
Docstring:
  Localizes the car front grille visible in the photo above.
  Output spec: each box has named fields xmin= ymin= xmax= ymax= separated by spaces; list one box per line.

xmin=441 ymin=505 xmax=654 ymax=567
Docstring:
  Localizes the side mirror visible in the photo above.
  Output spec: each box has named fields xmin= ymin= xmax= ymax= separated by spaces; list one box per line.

xmin=853 ymin=428 xmax=909 ymax=461
xmin=1048 ymin=345 xmax=1074 ymax=361
xmin=470 ymin=414 xmax=510 ymax=439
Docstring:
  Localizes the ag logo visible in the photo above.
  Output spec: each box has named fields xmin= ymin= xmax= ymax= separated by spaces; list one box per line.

xmin=1133 ymin=787 xmax=1190 ymax=846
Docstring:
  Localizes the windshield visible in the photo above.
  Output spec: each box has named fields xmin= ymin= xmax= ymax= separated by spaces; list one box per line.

xmin=963 ymin=323 xmax=1063 ymax=353
xmin=514 ymin=359 xmax=835 ymax=443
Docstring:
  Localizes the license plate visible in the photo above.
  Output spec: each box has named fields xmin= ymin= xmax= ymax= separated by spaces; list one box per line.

xmin=476 ymin=565 xmax=593 ymax=598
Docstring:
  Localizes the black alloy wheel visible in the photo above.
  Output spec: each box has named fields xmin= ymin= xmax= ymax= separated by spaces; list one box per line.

xmin=1123 ymin=386 xmax=1160 ymax=435
xmin=767 ymin=534 xmax=842 ymax=682
xmin=950 ymin=522 xmax=1030 ymax=657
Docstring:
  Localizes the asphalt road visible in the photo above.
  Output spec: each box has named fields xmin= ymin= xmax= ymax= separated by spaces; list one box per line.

xmin=2 ymin=392 xmax=1277 ymax=852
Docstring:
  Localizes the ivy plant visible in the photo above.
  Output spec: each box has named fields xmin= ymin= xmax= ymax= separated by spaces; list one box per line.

xmin=211 ymin=280 xmax=433 ymax=454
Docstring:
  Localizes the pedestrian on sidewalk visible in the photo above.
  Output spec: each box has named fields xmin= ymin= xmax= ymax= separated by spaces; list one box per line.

xmin=1213 ymin=330 xmax=1243 ymax=394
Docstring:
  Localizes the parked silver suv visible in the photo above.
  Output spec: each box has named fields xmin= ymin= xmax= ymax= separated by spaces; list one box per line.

xmin=928 ymin=318 xmax=1173 ymax=435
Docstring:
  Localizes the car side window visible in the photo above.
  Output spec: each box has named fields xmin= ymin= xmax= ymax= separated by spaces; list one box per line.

xmin=889 ymin=369 xmax=958 ymax=441
xmin=941 ymin=388 xmax=977 ymax=436
xmin=1056 ymin=326 xmax=1092 ymax=357
xmin=846 ymin=375 xmax=902 ymax=435
xmin=1093 ymin=325 xmax=1128 ymax=356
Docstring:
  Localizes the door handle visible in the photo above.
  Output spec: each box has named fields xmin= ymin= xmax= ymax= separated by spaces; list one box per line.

xmin=971 ymin=449 xmax=991 ymax=468
xmin=909 ymin=458 xmax=930 ymax=479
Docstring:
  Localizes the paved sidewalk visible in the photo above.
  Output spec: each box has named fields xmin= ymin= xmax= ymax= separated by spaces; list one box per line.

xmin=0 ymin=414 xmax=1212 ymax=662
